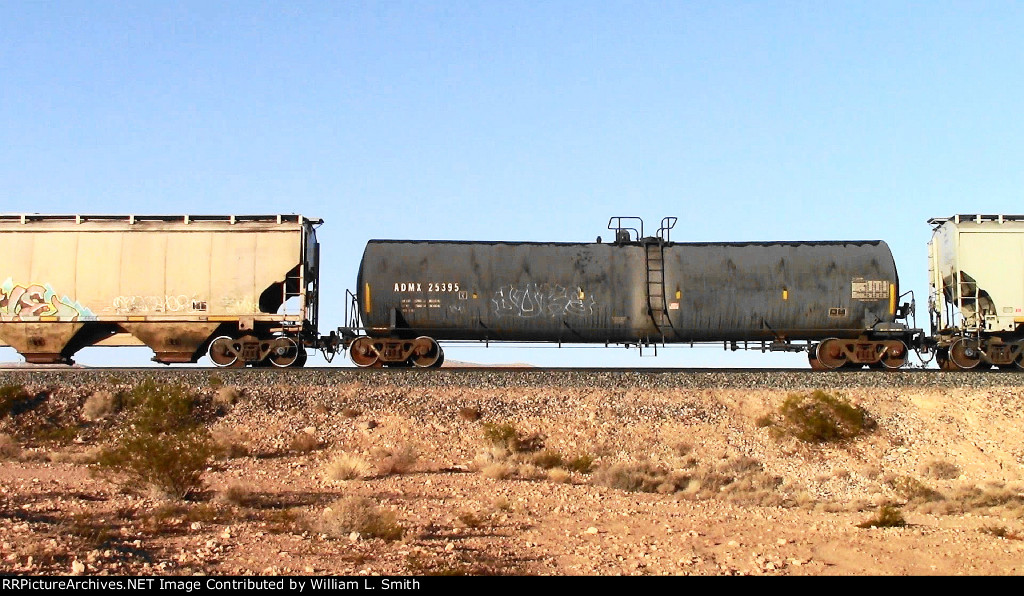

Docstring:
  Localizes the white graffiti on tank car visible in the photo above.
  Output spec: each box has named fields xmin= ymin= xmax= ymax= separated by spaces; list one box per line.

xmin=491 ymin=283 xmax=595 ymax=318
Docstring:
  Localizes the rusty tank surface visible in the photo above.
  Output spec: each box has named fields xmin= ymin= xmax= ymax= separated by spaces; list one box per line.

xmin=348 ymin=217 xmax=918 ymax=369
xmin=0 ymin=214 xmax=330 ymax=367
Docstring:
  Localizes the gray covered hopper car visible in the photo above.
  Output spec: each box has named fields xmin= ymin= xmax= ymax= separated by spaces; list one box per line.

xmin=349 ymin=219 xmax=918 ymax=369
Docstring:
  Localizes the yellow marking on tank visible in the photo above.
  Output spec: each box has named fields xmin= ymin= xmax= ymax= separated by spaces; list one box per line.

xmin=889 ymin=283 xmax=896 ymax=315
xmin=782 ymin=288 xmax=789 ymax=301
xmin=364 ymin=283 xmax=372 ymax=314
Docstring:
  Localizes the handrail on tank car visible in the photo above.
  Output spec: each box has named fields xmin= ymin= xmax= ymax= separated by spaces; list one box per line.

xmin=657 ymin=217 xmax=677 ymax=243
xmin=343 ymin=289 xmax=361 ymax=332
xmin=608 ymin=217 xmax=643 ymax=243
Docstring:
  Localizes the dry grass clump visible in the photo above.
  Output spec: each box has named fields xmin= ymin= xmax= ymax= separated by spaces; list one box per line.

xmin=593 ymin=461 xmax=679 ymax=493
xmin=765 ymin=390 xmax=876 ymax=443
xmin=920 ymin=458 xmax=961 ymax=480
xmin=289 ymin=432 xmax=322 ymax=453
xmin=481 ymin=422 xmax=544 ymax=454
xmin=325 ymin=453 xmax=374 ymax=481
xmin=211 ymin=428 xmax=250 ymax=459
xmin=0 ymin=433 xmax=21 ymax=459
xmin=980 ymin=526 xmax=1024 ymax=541
xmin=373 ymin=443 xmax=420 ymax=476
xmin=458 ymin=407 xmax=481 ymax=421
xmin=319 ymin=496 xmax=405 ymax=541
xmin=593 ymin=455 xmax=783 ymax=504
xmin=82 ymin=390 xmax=121 ymax=421
xmin=547 ymin=468 xmax=571 ymax=484
xmin=47 ymin=446 xmax=104 ymax=465
xmin=480 ymin=462 xmax=515 ymax=480
xmin=857 ymin=505 xmax=906 ymax=528
xmin=940 ymin=483 xmax=1024 ymax=516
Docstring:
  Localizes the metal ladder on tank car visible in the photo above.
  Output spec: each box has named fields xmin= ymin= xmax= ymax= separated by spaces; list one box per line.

xmin=643 ymin=217 xmax=678 ymax=350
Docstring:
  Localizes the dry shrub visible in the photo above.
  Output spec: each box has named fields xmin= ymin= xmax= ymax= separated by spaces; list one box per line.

xmin=481 ymin=422 xmax=544 ymax=453
xmin=771 ymin=390 xmax=876 ymax=443
xmin=857 ymin=505 xmax=906 ymax=528
xmin=373 ymin=444 xmax=419 ymax=476
xmin=290 ymin=432 xmax=321 ymax=453
xmin=341 ymin=407 xmax=362 ymax=418
xmin=0 ymin=384 xmax=30 ymax=417
xmin=566 ymin=455 xmax=595 ymax=474
xmin=890 ymin=475 xmax=944 ymax=504
xmin=530 ymin=450 xmax=564 ymax=470
xmin=0 ymin=433 xmax=21 ymax=459
xmin=457 ymin=509 xmax=492 ymax=529
xmin=326 ymin=453 xmax=373 ymax=481
xmin=458 ymin=406 xmax=481 ymax=421
xmin=920 ymin=459 xmax=961 ymax=480
xmin=82 ymin=390 xmax=120 ymax=421
xmin=219 ymin=483 xmax=256 ymax=506
xmin=213 ymin=386 xmax=242 ymax=409
xmin=211 ymin=429 xmax=250 ymax=459
xmin=319 ymin=496 xmax=404 ymax=541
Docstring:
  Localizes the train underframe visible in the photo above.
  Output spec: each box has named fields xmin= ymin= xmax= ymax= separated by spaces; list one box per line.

xmin=929 ymin=332 xmax=1024 ymax=370
xmin=339 ymin=330 xmax=927 ymax=370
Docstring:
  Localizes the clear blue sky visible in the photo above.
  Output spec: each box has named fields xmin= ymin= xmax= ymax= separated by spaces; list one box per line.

xmin=2 ymin=1 xmax=1022 ymax=367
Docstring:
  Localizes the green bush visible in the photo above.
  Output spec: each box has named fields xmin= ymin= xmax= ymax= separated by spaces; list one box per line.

xmin=0 ymin=384 xmax=33 ymax=417
xmin=857 ymin=505 xmax=906 ymax=528
xmin=774 ymin=390 xmax=876 ymax=443
xmin=95 ymin=382 xmax=212 ymax=500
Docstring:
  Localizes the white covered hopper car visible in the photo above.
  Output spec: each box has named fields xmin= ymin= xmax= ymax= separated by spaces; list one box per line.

xmin=0 ymin=214 xmax=330 ymax=367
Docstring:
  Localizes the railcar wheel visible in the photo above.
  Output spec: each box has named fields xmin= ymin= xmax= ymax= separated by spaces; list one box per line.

xmin=815 ymin=338 xmax=846 ymax=370
xmin=949 ymin=338 xmax=981 ymax=370
xmin=269 ymin=336 xmax=301 ymax=368
xmin=411 ymin=336 xmax=442 ymax=368
xmin=349 ymin=337 xmax=380 ymax=368
xmin=209 ymin=336 xmax=243 ymax=368
xmin=880 ymin=341 xmax=909 ymax=369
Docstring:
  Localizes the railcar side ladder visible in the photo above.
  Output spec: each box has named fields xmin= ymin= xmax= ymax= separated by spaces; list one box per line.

xmin=644 ymin=217 xmax=678 ymax=344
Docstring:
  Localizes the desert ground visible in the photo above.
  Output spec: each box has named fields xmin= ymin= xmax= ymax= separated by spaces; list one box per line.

xmin=0 ymin=367 xmax=1022 ymax=576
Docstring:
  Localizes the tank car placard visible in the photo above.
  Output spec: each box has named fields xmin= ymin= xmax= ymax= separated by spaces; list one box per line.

xmin=851 ymin=278 xmax=889 ymax=301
